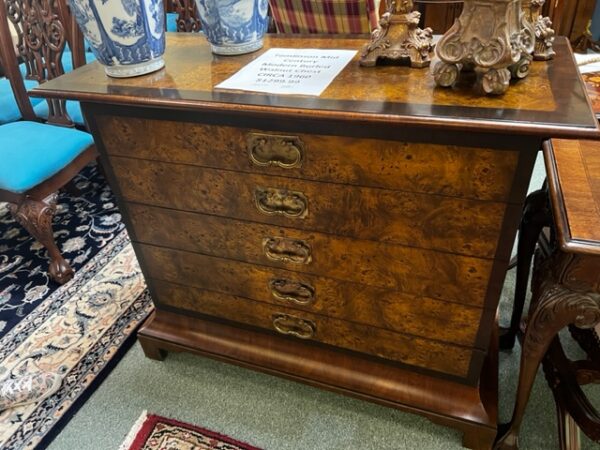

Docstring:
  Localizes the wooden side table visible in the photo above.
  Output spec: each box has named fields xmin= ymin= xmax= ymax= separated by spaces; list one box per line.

xmin=495 ymin=138 xmax=600 ymax=449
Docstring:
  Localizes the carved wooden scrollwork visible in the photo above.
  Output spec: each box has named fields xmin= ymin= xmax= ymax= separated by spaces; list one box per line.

xmin=171 ymin=0 xmax=201 ymax=32
xmin=5 ymin=0 xmax=73 ymax=126
xmin=254 ymin=186 xmax=308 ymax=219
xmin=6 ymin=0 xmax=31 ymax=76
xmin=359 ymin=0 xmax=433 ymax=68
xmin=495 ymin=249 xmax=600 ymax=450
xmin=262 ymin=237 xmax=312 ymax=265
xmin=549 ymin=251 xmax=600 ymax=293
xmin=272 ymin=313 xmax=316 ymax=339
xmin=434 ymin=0 xmax=534 ymax=95
xmin=269 ymin=278 xmax=315 ymax=305
xmin=524 ymin=281 xmax=600 ymax=361
xmin=7 ymin=0 xmax=65 ymax=81
xmin=247 ymin=133 xmax=304 ymax=169
xmin=521 ymin=0 xmax=555 ymax=60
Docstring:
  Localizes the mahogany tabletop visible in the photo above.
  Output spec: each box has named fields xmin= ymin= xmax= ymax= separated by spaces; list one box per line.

xmin=545 ymin=138 xmax=600 ymax=255
xmin=32 ymin=33 xmax=600 ymax=139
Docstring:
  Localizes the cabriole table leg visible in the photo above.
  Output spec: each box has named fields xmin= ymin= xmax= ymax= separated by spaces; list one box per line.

xmin=495 ymin=252 xmax=600 ymax=449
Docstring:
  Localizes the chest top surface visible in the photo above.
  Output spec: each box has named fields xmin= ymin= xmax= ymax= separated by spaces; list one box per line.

xmin=546 ymin=137 xmax=600 ymax=255
xmin=33 ymin=33 xmax=599 ymax=138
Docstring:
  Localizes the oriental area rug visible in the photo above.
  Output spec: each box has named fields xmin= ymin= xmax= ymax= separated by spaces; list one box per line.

xmin=0 ymin=163 xmax=153 ymax=449
xmin=120 ymin=412 xmax=262 ymax=450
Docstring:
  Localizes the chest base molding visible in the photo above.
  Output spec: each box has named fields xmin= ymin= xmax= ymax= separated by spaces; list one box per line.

xmin=138 ymin=309 xmax=498 ymax=449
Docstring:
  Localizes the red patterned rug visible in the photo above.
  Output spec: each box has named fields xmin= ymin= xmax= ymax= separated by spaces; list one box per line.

xmin=120 ymin=412 xmax=262 ymax=450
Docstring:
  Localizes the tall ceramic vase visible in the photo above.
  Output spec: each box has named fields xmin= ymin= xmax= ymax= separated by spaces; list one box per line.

xmin=68 ymin=0 xmax=166 ymax=77
xmin=194 ymin=0 xmax=269 ymax=55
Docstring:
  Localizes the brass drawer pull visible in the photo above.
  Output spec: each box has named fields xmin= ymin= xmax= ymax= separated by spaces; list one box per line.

xmin=269 ymin=278 xmax=315 ymax=305
xmin=262 ymin=237 xmax=312 ymax=265
xmin=248 ymin=133 xmax=304 ymax=169
xmin=254 ymin=186 xmax=308 ymax=219
xmin=272 ymin=313 xmax=316 ymax=339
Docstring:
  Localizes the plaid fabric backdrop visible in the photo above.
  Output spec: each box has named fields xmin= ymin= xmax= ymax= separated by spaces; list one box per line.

xmin=269 ymin=0 xmax=379 ymax=34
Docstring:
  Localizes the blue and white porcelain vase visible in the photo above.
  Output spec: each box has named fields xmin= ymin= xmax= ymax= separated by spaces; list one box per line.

xmin=194 ymin=0 xmax=269 ymax=55
xmin=68 ymin=0 xmax=166 ymax=77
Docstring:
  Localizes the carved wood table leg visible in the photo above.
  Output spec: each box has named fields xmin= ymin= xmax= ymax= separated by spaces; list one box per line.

xmin=500 ymin=187 xmax=551 ymax=350
xmin=495 ymin=252 xmax=600 ymax=450
xmin=8 ymin=193 xmax=74 ymax=284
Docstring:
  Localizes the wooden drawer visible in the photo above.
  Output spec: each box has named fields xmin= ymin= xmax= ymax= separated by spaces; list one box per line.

xmin=97 ymin=115 xmax=519 ymax=202
xmin=138 ymin=243 xmax=486 ymax=347
xmin=151 ymin=279 xmax=478 ymax=378
xmin=128 ymin=204 xmax=492 ymax=306
xmin=111 ymin=156 xmax=510 ymax=258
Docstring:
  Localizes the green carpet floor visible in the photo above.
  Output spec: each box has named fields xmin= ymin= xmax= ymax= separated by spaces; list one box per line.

xmin=48 ymin=155 xmax=600 ymax=450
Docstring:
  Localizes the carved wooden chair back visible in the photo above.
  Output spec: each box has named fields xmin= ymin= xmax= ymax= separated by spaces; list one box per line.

xmin=62 ymin=0 xmax=88 ymax=68
xmin=0 ymin=11 xmax=36 ymax=122
xmin=1 ymin=0 xmax=82 ymax=127
xmin=163 ymin=0 xmax=277 ymax=34
xmin=168 ymin=0 xmax=201 ymax=32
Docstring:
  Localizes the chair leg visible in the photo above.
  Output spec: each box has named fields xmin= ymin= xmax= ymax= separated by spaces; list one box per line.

xmin=61 ymin=179 xmax=84 ymax=197
xmin=9 ymin=193 xmax=74 ymax=284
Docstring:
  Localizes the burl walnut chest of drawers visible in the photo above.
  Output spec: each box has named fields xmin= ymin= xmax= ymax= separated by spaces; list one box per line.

xmin=33 ymin=34 xmax=599 ymax=449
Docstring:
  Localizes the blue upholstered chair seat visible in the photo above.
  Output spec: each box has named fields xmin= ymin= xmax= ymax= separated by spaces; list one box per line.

xmin=166 ymin=12 xmax=178 ymax=32
xmin=0 ymin=78 xmax=43 ymax=125
xmin=34 ymin=99 xmax=85 ymax=126
xmin=0 ymin=121 xmax=93 ymax=193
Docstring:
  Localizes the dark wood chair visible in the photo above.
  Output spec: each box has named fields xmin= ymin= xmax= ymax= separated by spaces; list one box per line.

xmin=0 ymin=0 xmax=98 ymax=284
xmin=0 ymin=0 xmax=95 ymax=127
xmin=166 ymin=0 xmax=201 ymax=32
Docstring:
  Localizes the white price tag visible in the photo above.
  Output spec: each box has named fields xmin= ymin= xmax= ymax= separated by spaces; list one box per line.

xmin=216 ymin=48 xmax=357 ymax=96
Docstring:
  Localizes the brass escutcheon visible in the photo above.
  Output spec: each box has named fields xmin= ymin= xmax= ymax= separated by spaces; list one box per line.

xmin=269 ymin=278 xmax=315 ymax=305
xmin=262 ymin=237 xmax=312 ymax=265
xmin=272 ymin=313 xmax=316 ymax=339
xmin=247 ymin=133 xmax=304 ymax=169
xmin=254 ymin=186 xmax=308 ymax=219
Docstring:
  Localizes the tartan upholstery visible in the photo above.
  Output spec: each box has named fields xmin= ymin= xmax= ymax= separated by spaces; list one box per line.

xmin=269 ymin=0 xmax=379 ymax=34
